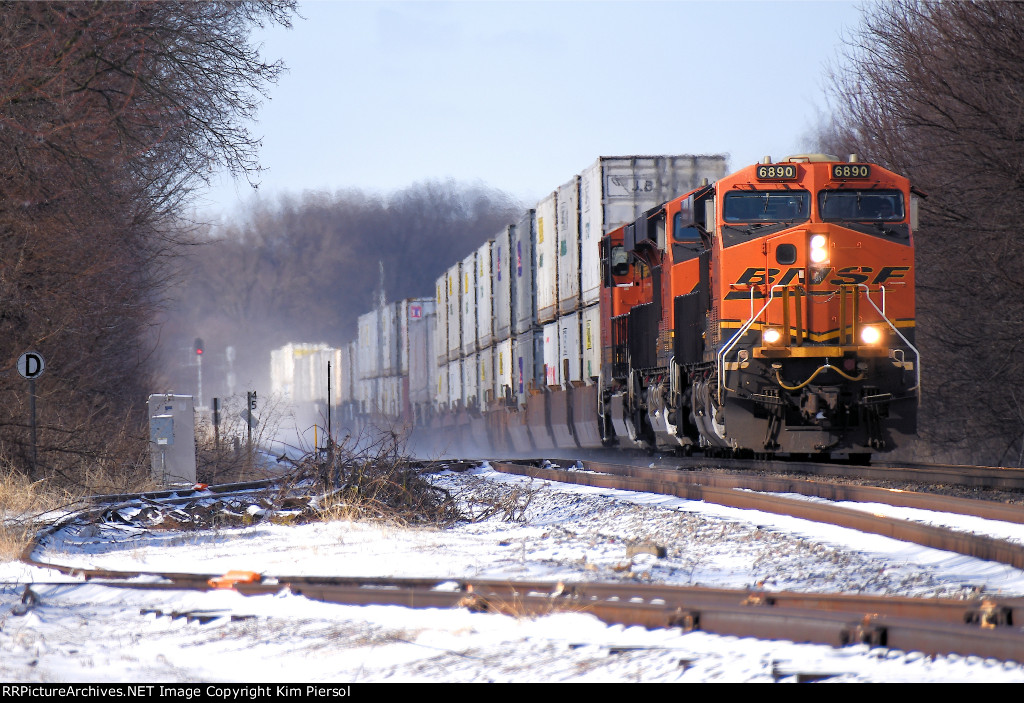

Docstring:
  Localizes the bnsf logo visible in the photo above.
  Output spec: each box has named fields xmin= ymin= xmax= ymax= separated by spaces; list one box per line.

xmin=726 ymin=266 xmax=910 ymax=299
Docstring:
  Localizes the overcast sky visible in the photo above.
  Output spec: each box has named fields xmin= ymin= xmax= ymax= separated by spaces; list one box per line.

xmin=197 ymin=0 xmax=866 ymax=218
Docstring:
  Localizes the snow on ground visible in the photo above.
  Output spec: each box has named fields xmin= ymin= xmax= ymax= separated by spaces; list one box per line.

xmin=2 ymin=464 xmax=1024 ymax=682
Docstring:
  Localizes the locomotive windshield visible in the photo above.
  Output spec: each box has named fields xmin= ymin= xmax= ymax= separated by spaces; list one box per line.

xmin=819 ymin=190 xmax=905 ymax=221
xmin=723 ymin=190 xmax=810 ymax=223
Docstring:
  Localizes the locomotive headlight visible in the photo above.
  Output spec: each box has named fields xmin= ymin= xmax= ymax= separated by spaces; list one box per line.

xmin=763 ymin=327 xmax=783 ymax=345
xmin=809 ymin=234 xmax=829 ymax=264
xmin=860 ymin=325 xmax=883 ymax=345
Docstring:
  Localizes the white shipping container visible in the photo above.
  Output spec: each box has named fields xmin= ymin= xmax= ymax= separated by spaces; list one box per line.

xmin=339 ymin=343 xmax=356 ymax=404
xmin=270 ymin=346 xmax=295 ymax=398
xmin=380 ymin=303 xmax=399 ymax=376
xmin=435 ymin=274 xmax=449 ymax=365
xmin=535 ymin=192 xmax=558 ymax=325
xmin=270 ymin=343 xmax=336 ymax=403
xmin=558 ymin=311 xmax=582 ymax=386
xmin=373 ymin=377 xmax=386 ymax=417
xmin=513 ymin=210 xmax=536 ymax=335
xmin=293 ymin=346 xmax=335 ymax=404
xmin=357 ymin=310 xmax=380 ymax=380
xmin=542 ymin=321 xmax=559 ymax=387
xmin=447 ymin=358 xmax=463 ymax=409
xmin=404 ymin=298 xmax=435 ymax=407
xmin=462 ymin=352 xmax=478 ymax=409
xmin=478 ymin=345 xmax=494 ymax=407
xmin=380 ymin=376 xmax=402 ymax=419
xmin=495 ymin=338 xmax=513 ymax=403
xmin=447 ymin=262 xmax=463 ymax=360
xmin=581 ymin=303 xmax=601 ymax=383
xmin=461 ymin=251 xmax=477 ymax=357
xmin=331 ymin=348 xmax=343 ymax=406
xmin=579 ymin=155 xmax=729 ymax=305
xmin=491 ymin=225 xmax=513 ymax=342
xmin=435 ymin=361 xmax=449 ymax=410
xmin=557 ymin=176 xmax=581 ymax=315
xmin=475 ymin=240 xmax=494 ymax=349
xmin=512 ymin=329 xmax=543 ymax=407
xmin=358 ymin=378 xmax=373 ymax=415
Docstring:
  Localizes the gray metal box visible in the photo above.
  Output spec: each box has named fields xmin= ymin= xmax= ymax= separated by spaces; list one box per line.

xmin=148 ymin=394 xmax=196 ymax=486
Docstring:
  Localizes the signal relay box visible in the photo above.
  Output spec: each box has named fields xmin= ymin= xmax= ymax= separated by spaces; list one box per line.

xmin=148 ymin=393 xmax=196 ymax=485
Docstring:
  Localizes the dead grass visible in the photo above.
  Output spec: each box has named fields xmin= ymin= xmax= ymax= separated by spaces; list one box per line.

xmin=0 ymin=464 xmax=77 ymax=561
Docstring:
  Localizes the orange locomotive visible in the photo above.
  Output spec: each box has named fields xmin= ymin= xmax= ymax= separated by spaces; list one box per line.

xmin=599 ymin=154 xmax=920 ymax=457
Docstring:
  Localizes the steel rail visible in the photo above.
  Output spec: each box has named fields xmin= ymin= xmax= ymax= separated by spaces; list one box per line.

xmin=504 ymin=448 xmax=1024 ymax=491
xmin=585 ymin=459 xmax=1024 ymax=524
xmin=12 ymin=572 xmax=1024 ymax=664
xmin=490 ymin=461 xmax=1024 ymax=571
xmin=656 ymin=454 xmax=1024 ymax=491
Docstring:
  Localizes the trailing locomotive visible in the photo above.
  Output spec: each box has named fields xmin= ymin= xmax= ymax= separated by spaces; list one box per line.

xmin=334 ymin=154 xmax=918 ymax=459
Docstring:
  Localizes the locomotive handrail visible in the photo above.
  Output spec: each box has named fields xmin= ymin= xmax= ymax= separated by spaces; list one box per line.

xmin=717 ymin=285 xmax=785 ymax=404
xmin=717 ymin=283 xmax=921 ymax=405
xmin=859 ymin=284 xmax=921 ymax=402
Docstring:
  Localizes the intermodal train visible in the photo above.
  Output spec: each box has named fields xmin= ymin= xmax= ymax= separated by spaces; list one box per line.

xmin=334 ymin=154 xmax=919 ymax=459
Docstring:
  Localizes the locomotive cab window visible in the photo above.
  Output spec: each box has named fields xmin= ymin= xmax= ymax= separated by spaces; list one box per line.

xmin=672 ymin=212 xmax=702 ymax=242
xmin=610 ymin=245 xmax=629 ymax=278
xmin=723 ymin=190 xmax=810 ymax=223
xmin=672 ymin=211 xmax=706 ymax=263
xmin=819 ymin=190 xmax=905 ymax=221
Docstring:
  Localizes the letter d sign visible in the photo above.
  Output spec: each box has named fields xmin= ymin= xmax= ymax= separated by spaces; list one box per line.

xmin=18 ymin=352 xmax=45 ymax=380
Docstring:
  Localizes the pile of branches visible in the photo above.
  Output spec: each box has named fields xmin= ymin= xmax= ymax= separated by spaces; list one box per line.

xmin=279 ymin=428 xmax=464 ymax=527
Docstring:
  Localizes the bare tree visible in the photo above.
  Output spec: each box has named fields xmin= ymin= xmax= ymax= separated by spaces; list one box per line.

xmin=0 ymin=1 xmax=295 ymax=486
xmin=162 ymin=181 xmax=520 ymax=401
xmin=823 ymin=1 xmax=1024 ymax=463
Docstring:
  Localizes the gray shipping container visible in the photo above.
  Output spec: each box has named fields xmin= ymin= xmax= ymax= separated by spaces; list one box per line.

xmin=579 ymin=155 xmax=729 ymax=306
xmin=491 ymin=225 xmax=513 ymax=343
xmin=512 ymin=209 xmax=536 ymax=335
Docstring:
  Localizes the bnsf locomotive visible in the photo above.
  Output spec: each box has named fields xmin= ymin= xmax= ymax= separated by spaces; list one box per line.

xmin=599 ymin=154 xmax=919 ymax=457
xmin=335 ymin=154 xmax=919 ymax=459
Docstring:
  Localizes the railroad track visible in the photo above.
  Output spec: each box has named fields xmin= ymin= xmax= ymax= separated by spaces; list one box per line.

xmin=12 ymin=463 xmax=1024 ymax=666
xmin=489 ymin=459 xmax=1024 ymax=571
